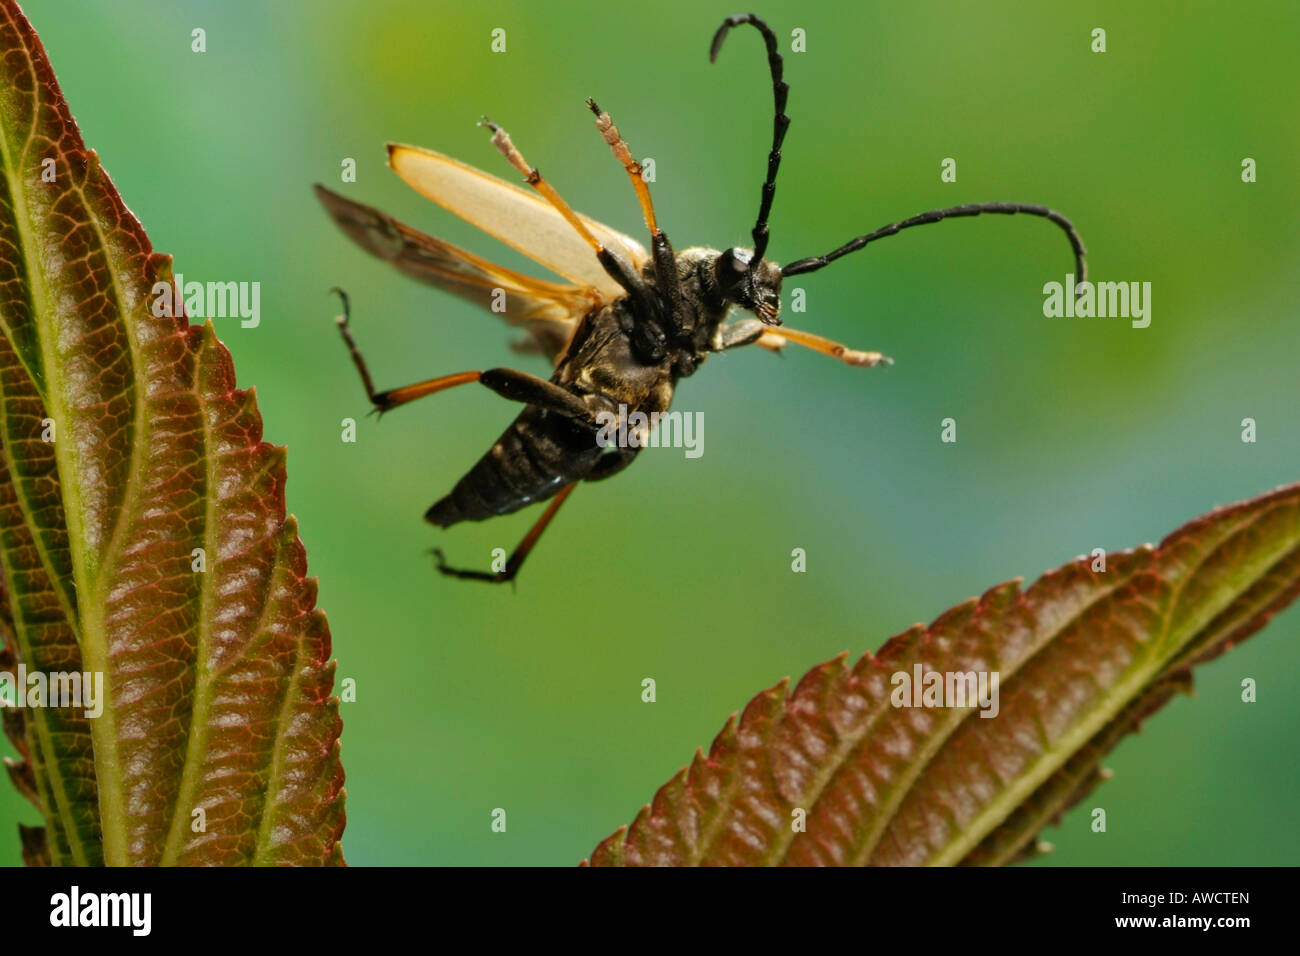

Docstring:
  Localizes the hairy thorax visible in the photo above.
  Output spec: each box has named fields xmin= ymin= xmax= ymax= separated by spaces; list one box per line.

xmin=558 ymin=303 xmax=675 ymax=419
xmin=552 ymin=246 xmax=735 ymax=421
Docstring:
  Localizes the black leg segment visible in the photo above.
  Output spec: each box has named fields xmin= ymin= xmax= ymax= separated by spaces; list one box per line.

xmin=432 ymin=483 xmax=577 ymax=585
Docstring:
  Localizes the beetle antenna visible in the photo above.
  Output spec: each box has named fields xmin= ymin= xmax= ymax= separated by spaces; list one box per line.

xmin=782 ymin=201 xmax=1088 ymax=293
xmin=710 ymin=13 xmax=788 ymax=266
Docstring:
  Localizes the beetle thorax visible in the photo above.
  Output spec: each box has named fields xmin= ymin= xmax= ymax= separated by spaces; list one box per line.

xmin=659 ymin=246 xmax=736 ymax=356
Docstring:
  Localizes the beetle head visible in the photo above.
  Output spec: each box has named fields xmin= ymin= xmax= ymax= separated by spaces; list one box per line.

xmin=714 ymin=247 xmax=782 ymax=325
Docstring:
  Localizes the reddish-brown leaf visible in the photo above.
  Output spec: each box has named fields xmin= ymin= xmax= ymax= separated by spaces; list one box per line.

xmin=0 ymin=0 xmax=345 ymax=865
xmin=586 ymin=482 xmax=1300 ymax=866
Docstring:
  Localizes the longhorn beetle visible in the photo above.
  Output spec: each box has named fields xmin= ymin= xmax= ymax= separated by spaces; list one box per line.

xmin=315 ymin=13 xmax=1087 ymax=584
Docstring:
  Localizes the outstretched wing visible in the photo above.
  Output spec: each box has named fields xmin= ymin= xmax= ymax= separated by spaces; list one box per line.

xmin=315 ymin=184 xmax=598 ymax=362
xmin=387 ymin=143 xmax=650 ymax=301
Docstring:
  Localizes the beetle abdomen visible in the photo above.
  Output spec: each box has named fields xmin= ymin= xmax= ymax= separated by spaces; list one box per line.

xmin=425 ymin=408 xmax=602 ymax=527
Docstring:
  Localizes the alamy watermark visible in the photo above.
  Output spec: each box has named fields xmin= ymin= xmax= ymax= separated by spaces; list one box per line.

xmin=890 ymin=664 xmax=1000 ymax=718
xmin=0 ymin=664 xmax=103 ymax=718
xmin=150 ymin=273 xmax=261 ymax=328
xmin=50 ymin=886 xmax=150 ymax=936
xmin=1043 ymin=273 xmax=1151 ymax=328
xmin=595 ymin=404 xmax=704 ymax=459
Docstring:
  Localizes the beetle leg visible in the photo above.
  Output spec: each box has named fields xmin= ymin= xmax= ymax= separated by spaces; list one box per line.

xmin=585 ymin=445 xmax=640 ymax=482
xmin=586 ymin=99 xmax=688 ymax=333
xmin=585 ymin=98 xmax=659 ymax=235
xmin=715 ymin=318 xmax=766 ymax=351
xmin=432 ymin=483 xmax=577 ymax=585
xmin=754 ymin=325 xmax=893 ymax=367
xmin=361 ymin=366 xmax=593 ymax=419
xmin=480 ymin=117 xmax=605 ymax=253
xmin=480 ymin=116 xmax=663 ymax=322
xmin=477 ymin=369 xmax=594 ymax=421
xmin=709 ymin=305 xmax=890 ymax=367
xmin=332 ymin=289 xmax=479 ymax=412
xmin=332 ymin=290 xmax=596 ymax=419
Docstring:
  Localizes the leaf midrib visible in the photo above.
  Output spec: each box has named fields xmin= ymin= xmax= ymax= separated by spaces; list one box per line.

xmin=0 ymin=53 xmax=97 ymax=867
xmin=0 ymin=102 xmax=147 ymax=865
xmin=926 ymin=504 xmax=1296 ymax=865
xmin=766 ymin=501 xmax=1280 ymax=867
xmin=836 ymin=576 xmax=1130 ymax=865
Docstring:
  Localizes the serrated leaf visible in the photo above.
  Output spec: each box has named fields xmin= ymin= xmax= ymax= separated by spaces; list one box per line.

xmin=0 ymin=0 xmax=345 ymax=865
xmin=585 ymin=482 xmax=1300 ymax=866
xmin=18 ymin=821 xmax=47 ymax=866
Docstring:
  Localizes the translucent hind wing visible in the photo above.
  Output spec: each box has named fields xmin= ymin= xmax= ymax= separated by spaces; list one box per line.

xmin=315 ymin=184 xmax=595 ymax=362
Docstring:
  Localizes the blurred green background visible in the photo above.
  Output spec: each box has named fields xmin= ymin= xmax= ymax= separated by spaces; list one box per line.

xmin=2 ymin=0 xmax=1297 ymax=866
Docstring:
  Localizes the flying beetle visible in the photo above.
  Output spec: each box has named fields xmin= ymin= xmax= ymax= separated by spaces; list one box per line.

xmin=315 ymin=13 xmax=1087 ymax=584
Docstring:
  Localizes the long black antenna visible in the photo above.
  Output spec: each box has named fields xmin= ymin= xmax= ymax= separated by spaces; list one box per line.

xmin=710 ymin=13 xmax=788 ymax=265
xmin=783 ymin=201 xmax=1088 ymax=291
